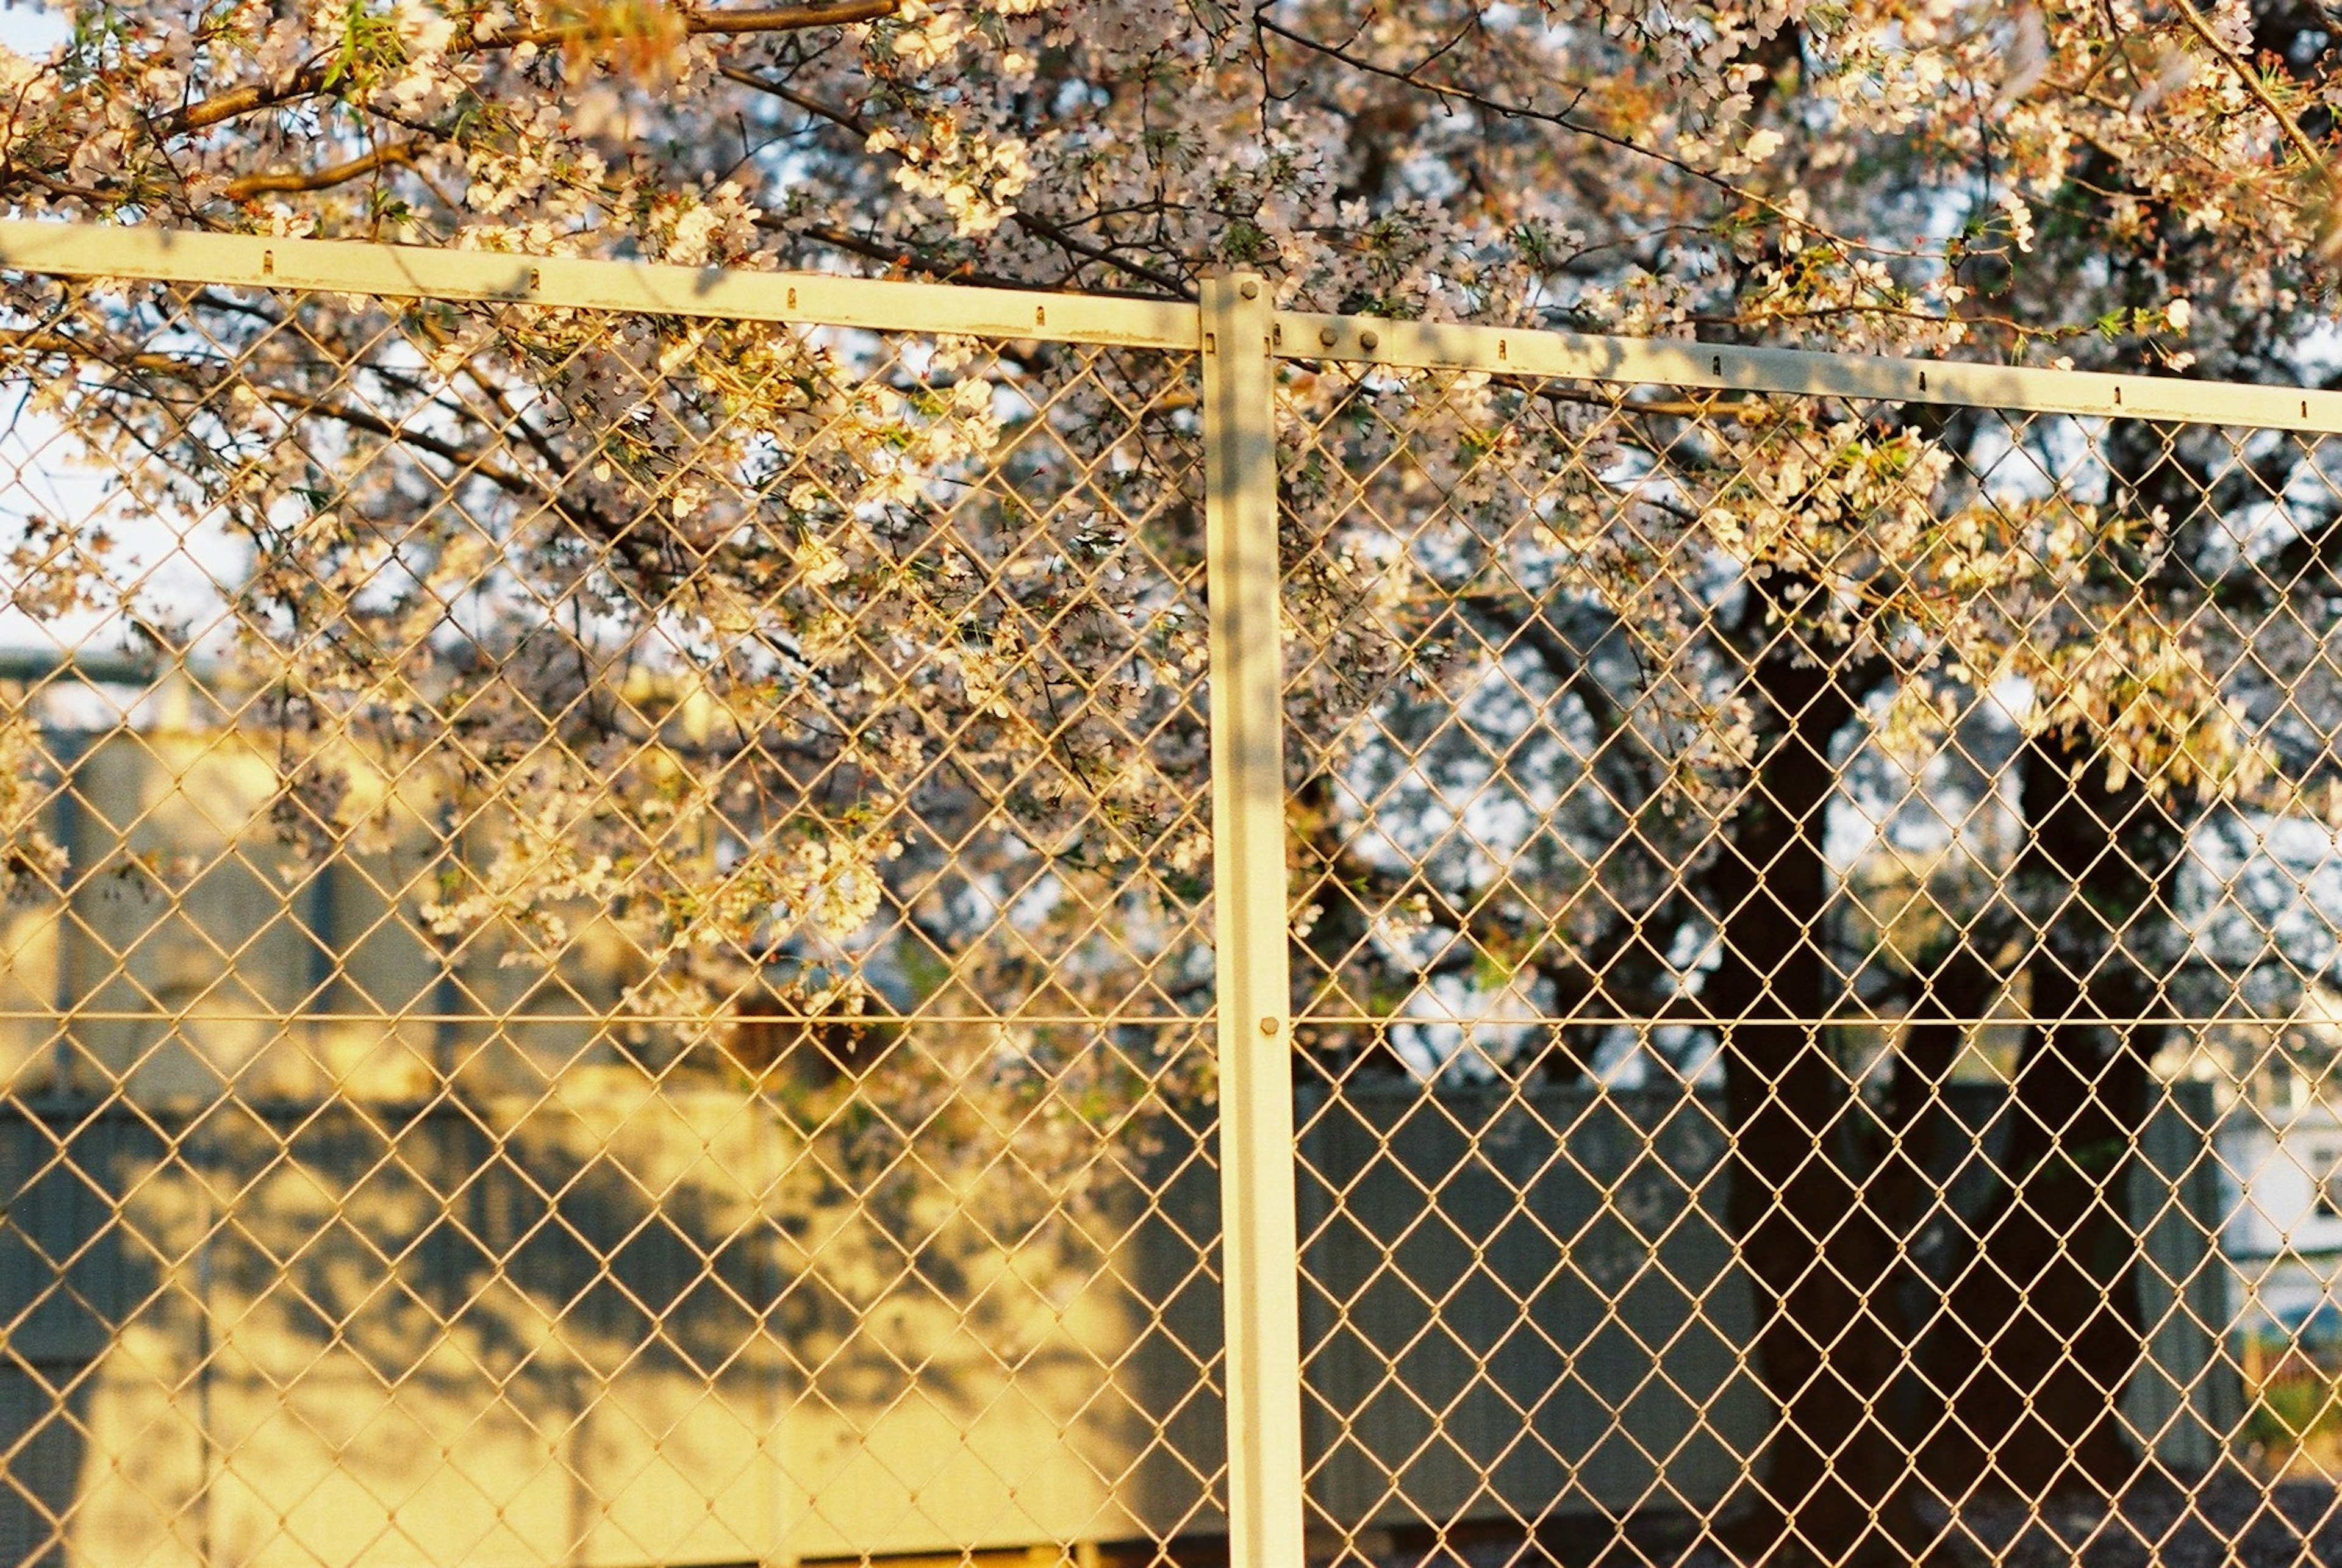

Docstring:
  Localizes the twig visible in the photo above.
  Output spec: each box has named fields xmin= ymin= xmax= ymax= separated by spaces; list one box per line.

xmin=165 ymin=1 xmax=900 ymax=136
xmin=224 ymin=139 xmax=420 ymax=202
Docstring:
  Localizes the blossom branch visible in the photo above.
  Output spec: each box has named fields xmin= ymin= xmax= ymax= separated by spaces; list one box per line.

xmin=1252 ymin=10 xmax=1928 ymax=266
xmin=480 ymin=2 xmax=903 ymax=49
xmin=224 ymin=140 xmax=421 ymax=202
xmin=166 ymin=1 xmax=899 ymax=137
xmin=719 ymin=65 xmax=1198 ymax=298
xmin=2166 ymin=0 xmax=2338 ymax=195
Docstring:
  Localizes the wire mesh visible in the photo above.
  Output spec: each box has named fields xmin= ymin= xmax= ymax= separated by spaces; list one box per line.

xmin=0 ymin=273 xmax=1222 ymax=1566
xmin=8 ymin=229 xmax=2342 ymax=1568
xmin=1280 ymin=361 xmax=2342 ymax=1564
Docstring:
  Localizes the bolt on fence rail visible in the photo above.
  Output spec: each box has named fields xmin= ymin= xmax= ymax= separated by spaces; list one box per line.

xmin=0 ymin=218 xmax=2340 ymax=1567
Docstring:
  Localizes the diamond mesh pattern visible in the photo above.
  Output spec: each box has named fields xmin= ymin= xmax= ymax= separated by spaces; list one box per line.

xmin=0 ymin=278 xmax=1222 ymax=1567
xmin=1282 ymin=364 xmax=2342 ymax=1564
xmin=10 ymin=242 xmax=2342 ymax=1568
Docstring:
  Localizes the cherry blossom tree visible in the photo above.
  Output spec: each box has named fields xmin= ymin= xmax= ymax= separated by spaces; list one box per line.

xmin=2 ymin=2 xmax=2340 ymax=1564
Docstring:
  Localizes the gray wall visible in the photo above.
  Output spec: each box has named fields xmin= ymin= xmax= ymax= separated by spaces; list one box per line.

xmin=0 ymin=723 xmax=2245 ymax=1564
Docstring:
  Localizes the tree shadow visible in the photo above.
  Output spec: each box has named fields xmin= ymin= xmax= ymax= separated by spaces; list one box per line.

xmin=0 ymin=1070 xmax=1225 ymax=1567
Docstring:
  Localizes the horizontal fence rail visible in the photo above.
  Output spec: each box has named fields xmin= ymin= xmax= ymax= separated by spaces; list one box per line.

xmin=12 ymin=218 xmax=2342 ymax=428
xmin=0 ymin=219 xmax=2337 ymax=1568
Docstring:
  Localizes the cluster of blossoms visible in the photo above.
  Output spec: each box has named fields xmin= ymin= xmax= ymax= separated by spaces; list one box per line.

xmin=0 ymin=0 xmax=2323 ymax=1015
xmin=0 ymin=5 xmax=2332 ymax=1547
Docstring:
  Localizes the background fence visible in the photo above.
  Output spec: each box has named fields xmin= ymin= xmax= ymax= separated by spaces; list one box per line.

xmin=0 ymin=221 xmax=2335 ymax=1566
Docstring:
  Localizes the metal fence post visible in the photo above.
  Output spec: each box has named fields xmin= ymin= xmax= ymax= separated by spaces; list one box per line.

xmin=1201 ymin=273 xmax=1306 ymax=1567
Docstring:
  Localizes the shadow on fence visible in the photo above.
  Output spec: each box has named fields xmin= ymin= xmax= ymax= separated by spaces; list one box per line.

xmin=0 ymin=1076 xmax=2238 ymax=1566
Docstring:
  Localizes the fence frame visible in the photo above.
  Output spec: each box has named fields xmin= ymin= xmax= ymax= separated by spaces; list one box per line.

xmin=17 ymin=217 xmax=2342 ymax=430
xmin=6 ymin=215 xmax=2342 ymax=1567
xmin=1201 ymin=274 xmax=1308 ymax=1568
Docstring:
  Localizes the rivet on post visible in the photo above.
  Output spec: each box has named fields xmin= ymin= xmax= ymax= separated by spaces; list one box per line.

xmin=1359 ymin=330 xmax=1379 ymax=351
xmin=1259 ymin=1015 xmax=1281 ymax=1036
xmin=1239 ymin=279 xmax=1260 ymax=300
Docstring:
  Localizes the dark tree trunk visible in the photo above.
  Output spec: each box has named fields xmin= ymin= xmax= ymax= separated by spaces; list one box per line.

xmin=1918 ymin=731 xmax=2186 ymax=1500
xmin=1866 ymin=942 xmax=1999 ymax=1447
xmin=1706 ymin=625 xmax=1919 ymax=1566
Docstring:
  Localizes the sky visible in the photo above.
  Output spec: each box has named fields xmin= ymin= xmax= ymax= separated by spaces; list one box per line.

xmin=0 ymin=4 xmax=62 ymax=55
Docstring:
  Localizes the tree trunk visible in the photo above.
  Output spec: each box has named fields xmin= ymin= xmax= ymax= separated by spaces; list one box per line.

xmin=1917 ymin=731 xmax=2185 ymax=1500
xmin=1706 ymin=628 xmax=1919 ymax=1566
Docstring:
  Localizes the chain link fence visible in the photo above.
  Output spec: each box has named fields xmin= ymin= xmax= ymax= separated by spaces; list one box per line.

xmin=1273 ymin=350 xmax=2323 ymax=1565
xmin=0 ymin=223 xmax=2337 ymax=1566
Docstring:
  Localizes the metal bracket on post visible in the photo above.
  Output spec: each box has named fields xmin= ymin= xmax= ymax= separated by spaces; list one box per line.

xmin=1201 ymin=273 xmax=1305 ymax=1568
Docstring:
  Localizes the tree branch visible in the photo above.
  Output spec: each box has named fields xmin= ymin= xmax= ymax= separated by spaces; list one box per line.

xmin=166 ymin=1 xmax=899 ymax=137
xmin=720 ymin=64 xmax=1198 ymax=298
xmin=790 ymin=222 xmax=1039 ymax=290
xmin=224 ymin=139 xmax=421 ymax=202
xmin=1253 ymin=10 xmax=1930 ymax=267
xmin=482 ymin=1 xmax=901 ymax=48
xmin=2168 ymin=0 xmax=2338 ymax=196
